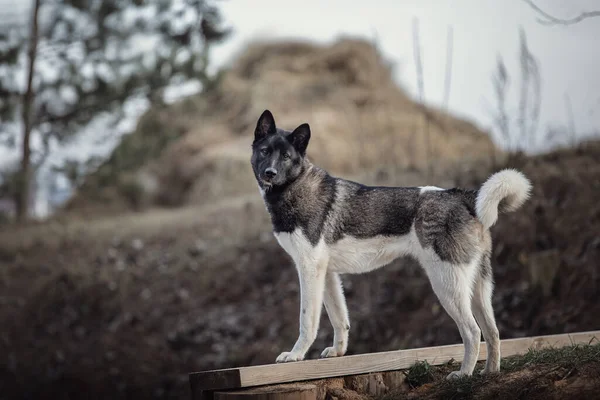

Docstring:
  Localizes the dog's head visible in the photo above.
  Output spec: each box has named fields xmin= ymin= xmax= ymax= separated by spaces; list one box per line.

xmin=251 ymin=110 xmax=311 ymax=191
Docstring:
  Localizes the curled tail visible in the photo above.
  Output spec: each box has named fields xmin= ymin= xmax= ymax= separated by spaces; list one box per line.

xmin=476 ymin=169 xmax=532 ymax=230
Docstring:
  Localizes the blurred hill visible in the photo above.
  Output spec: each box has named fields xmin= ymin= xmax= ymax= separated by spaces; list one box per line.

xmin=63 ymin=37 xmax=501 ymax=215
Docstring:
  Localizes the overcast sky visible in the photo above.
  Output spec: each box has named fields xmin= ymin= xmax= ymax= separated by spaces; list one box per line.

xmin=2 ymin=0 xmax=599 ymax=155
xmin=212 ymin=0 xmax=600 ymax=151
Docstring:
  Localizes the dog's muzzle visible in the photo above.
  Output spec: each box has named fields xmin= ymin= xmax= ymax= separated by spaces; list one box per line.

xmin=263 ymin=167 xmax=277 ymax=182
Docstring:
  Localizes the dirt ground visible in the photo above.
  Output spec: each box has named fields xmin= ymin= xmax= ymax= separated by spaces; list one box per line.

xmin=383 ymin=345 xmax=600 ymax=400
xmin=0 ymin=141 xmax=599 ymax=399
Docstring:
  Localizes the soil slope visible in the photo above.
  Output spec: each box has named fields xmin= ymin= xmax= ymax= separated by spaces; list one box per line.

xmin=0 ymin=140 xmax=598 ymax=399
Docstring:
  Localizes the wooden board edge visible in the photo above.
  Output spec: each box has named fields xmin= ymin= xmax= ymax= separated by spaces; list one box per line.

xmin=190 ymin=367 xmax=242 ymax=394
xmin=189 ymin=330 xmax=600 ymax=391
xmin=501 ymin=330 xmax=600 ymax=355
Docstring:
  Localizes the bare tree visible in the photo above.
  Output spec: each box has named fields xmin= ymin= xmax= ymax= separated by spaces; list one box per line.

xmin=16 ymin=0 xmax=40 ymax=222
xmin=1 ymin=0 xmax=230 ymax=222
xmin=523 ymin=0 xmax=600 ymax=25
xmin=564 ymin=93 xmax=577 ymax=146
xmin=487 ymin=27 xmax=541 ymax=153
xmin=412 ymin=17 xmax=433 ymax=180
xmin=517 ymin=28 xmax=541 ymax=151
xmin=442 ymin=25 xmax=454 ymax=112
xmin=490 ymin=56 xmax=512 ymax=150
xmin=412 ymin=19 xmax=425 ymax=108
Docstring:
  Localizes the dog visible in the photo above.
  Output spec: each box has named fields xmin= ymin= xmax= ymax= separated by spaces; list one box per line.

xmin=250 ymin=109 xmax=531 ymax=379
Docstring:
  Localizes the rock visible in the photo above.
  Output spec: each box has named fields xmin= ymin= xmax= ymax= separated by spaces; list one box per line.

xmin=116 ymin=260 xmax=126 ymax=271
xmin=177 ymin=288 xmax=190 ymax=300
xmin=75 ymin=326 xmax=86 ymax=338
xmin=140 ymin=288 xmax=152 ymax=300
xmin=131 ymin=238 xmax=144 ymax=251
xmin=107 ymin=248 xmax=118 ymax=262
xmin=189 ymin=239 xmax=208 ymax=257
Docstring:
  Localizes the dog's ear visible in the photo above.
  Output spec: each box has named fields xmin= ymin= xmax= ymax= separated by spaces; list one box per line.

xmin=255 ymin=110 xmax=276 ymax=141
xmin=290 ymin=123 xmax=311 ymax=155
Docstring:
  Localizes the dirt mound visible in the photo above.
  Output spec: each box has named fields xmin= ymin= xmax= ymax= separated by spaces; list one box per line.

xmin=66 ymin=37 xmax=500 ymax=215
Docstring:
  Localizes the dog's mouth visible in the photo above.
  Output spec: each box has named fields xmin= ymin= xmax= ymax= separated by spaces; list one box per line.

xmin=260 ymin=173 xmax=277 ymax=185
xmin=260 ymin=179 xmax=274 ymax=191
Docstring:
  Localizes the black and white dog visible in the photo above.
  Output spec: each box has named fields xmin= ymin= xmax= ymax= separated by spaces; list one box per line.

xmin=250 ymin=110 xmax=531 ymax=378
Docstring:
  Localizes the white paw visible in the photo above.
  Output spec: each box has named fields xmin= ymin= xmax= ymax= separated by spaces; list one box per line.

xmin=446 ymin=370 xmax=469 ymax=380
xmin=320 ymin=346 xmax=343 ymax=358
xmin=479 ymin=366 xmax=499 ymax=375
xmin=276 ymin=351 xmax=304 ymax=363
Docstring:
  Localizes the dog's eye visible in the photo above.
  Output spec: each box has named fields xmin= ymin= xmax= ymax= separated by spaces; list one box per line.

xmin=282 ymin=153 xmax=290 ymax=160
xmin=260 ymin=148 xmax=269 ymax=156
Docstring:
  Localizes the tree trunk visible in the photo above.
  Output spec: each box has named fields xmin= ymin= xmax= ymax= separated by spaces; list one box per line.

xmin=16 ymin=0 xmax=41 ymax=222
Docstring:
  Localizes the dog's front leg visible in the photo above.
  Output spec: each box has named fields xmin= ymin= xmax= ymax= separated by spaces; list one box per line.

xmin=321 ymin=272 xmax=350 ymax=358
xmin=276 ymin=257 xmax=328 ymax=363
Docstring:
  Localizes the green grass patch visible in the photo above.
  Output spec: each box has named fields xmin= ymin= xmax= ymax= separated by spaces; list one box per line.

xmin=384 ymin=342 xmax=600 ymax=400
xmin=403 ymin=360 xmax=436 ymax=388
xmin=500 ymin=341 xmax=600 ymax=372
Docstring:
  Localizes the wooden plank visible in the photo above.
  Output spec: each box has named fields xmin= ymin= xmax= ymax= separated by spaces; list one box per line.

xmin=214 ymin=384 xmax=317 ymax=400
xmin=190 ymin=330 xmax=600 ymax=394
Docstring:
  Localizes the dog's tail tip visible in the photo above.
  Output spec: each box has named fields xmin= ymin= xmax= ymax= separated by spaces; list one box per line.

xmin=476 ymin=168 xmax=532 ymax=230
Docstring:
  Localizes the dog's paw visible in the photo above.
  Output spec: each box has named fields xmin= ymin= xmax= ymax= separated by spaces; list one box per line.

xmin=479 ymin=366 xmax=500 ymax=375
xmin=446 ymin=371 xmax=469 ymax=380
xmin=276 ymin=351 xmax=304 ymax=363
xmin=319 ymin=347 xmax=343 ymax=358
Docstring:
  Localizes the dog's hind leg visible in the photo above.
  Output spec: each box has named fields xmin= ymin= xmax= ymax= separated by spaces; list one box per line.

xmin=276 ymin=254 xmax=329 ymax=363
xmin=321 ymin=272 xmax=350 ymax=358
xmin=424 ymin=259 xmax=481 ymax=379
xmin=472 ymin=253 xmax=501 ymax=374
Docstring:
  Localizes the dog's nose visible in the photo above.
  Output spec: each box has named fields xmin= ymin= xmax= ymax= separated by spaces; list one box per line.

xmin=265 ymin=168 xmax=277 ymax=179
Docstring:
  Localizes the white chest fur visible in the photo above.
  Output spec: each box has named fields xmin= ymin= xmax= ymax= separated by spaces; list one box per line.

xmin=274 ymin=227 xmax=424 ymax=274
xmin=274 ymin=230 xmax=327 ymax=266
xmin=327 ymin=228 xmax=421 ymax=273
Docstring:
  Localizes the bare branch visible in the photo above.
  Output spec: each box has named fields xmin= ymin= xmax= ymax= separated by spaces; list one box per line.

xmin=412 ymin=18 xmax=425 ymax=104
xmin=490 ymin=56 xmax=512 ymax=150
xmin=516 ymin=28 xmax=542 ymax=152
xmin=442 ymin=25 xmax=453 ymax=112
xmin=522 ymin=0 xmax=600 ymax=25
xmin=527 ymin=51 xmax=541 ymax=150
xmin=517 ymin=28 xmax=530 ymax=148
xmin=564 ymin=93 xmax=576 ymax=146
xmin=412 ymin=17 xmax=433 ymax=180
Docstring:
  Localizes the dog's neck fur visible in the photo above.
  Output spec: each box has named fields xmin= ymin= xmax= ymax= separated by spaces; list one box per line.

xmin=262 ymin=158 xmax=322 ymax=203
xmin=261 ymin=158 xmax=336 ymax=242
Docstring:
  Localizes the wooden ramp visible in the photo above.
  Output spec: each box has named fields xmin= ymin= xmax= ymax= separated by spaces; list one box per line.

xmin=189 ymin=330 xmax=600 ymax=399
